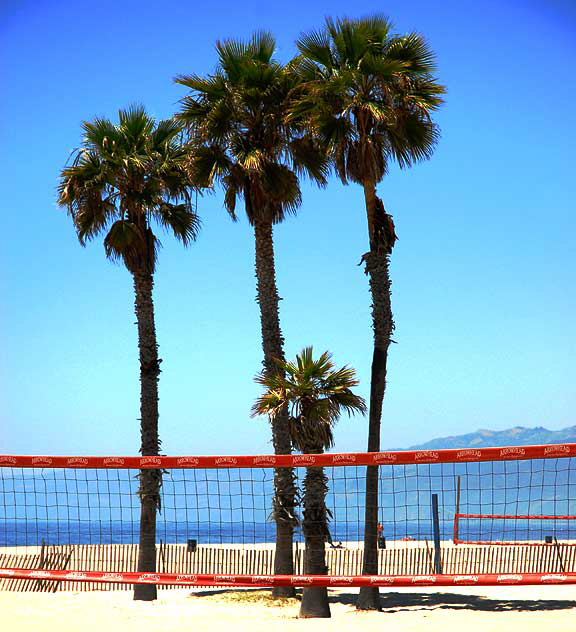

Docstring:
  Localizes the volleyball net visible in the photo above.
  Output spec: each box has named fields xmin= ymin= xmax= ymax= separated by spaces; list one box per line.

xmin=1 ymin=443 xmax=576 ymax=588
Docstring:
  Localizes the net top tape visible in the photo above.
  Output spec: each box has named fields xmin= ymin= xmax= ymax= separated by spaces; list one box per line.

xmin=2 ymin=568 xmax=576 ymax=587
xmin=1 ymin=443 xmax=574 ymax=468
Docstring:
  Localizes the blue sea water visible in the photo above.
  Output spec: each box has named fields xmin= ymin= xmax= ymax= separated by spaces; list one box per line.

xmin=2 ymin=518 xmax=575 ymax=547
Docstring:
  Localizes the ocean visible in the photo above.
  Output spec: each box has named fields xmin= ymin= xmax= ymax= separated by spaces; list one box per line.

xmin=2 ymin=518 xmax=575 ymax=547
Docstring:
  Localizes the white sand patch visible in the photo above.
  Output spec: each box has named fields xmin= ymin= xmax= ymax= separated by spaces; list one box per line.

xmin=2 ymin=585 xmax=576 ymax=632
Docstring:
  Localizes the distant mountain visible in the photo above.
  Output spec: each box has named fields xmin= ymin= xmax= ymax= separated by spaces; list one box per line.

xmin=406 ymin=425 xmax=576 ymax=450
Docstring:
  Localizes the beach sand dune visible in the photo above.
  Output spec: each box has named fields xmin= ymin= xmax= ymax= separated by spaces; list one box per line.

xmin=2 ymin=585 xmax=576 ymax=632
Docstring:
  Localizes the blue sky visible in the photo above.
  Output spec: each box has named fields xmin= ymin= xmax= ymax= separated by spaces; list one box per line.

xmin=1 ymin=0 xmax=574 ymax=456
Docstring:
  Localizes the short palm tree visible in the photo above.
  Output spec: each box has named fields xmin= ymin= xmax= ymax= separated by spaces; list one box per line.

xmin=175 ymin=32 xmax=328 ymax=597
xmin=57 ymin=105 xmax=200 ymax=601
xmin=252 ymin=347 xmax=366 ymax=618
xmin=295 ymin=15 xmax=445 ymax=610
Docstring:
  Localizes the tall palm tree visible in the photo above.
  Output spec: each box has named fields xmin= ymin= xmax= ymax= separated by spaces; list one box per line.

xmin=295 ymin=15 xmax=445 ymax=609
xmin=175 ymin=32 xmax=328 ymax=597
xmin=253 ymin=347 xmax=366 ymax=618
xmin=57 ymin=105 xmax=200 ymax=601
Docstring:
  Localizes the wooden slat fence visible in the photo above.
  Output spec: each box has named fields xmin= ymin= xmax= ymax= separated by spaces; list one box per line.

xmin=1 ymin=543 xmax=575 ymax=592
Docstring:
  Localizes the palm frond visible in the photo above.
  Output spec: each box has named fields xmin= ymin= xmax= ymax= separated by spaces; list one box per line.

xmin=359 ymin=100 xmax=394 ymax=124
xmin=289 ymin=136 xmax=329 ymax=186
xmin=74 ymin=192 xmax=117 ymax=245
xmin=103 ymin=220 xmax=158 ymax=274
xmin=238 ymin=148 xmax=266 ymax=171
xmin=118 ymin=105 xmax=154 ymax=142
xmin=358 ymin=14 xmax=393 ymax=41
xmin=175 ymin=96 xmax=210 ymax=126
xmin=216 ymin=38 xmax=252 ymax=83
xmin=386 ymin=33 xmax=438 ymax=74
xmin=202 ymin=97 xmax=235 ymax=143
xmin=188 ymin=144 xmax=233 ymax=188
xmin=151 ymin=118 xmax=182 ymax=150
xmin=388 ymin=115 xmax=440 ymax=168
xmin=81 ymin=117 xmax=120 ymax=157
xmin=153 ymin=203 xmax=200 ymax=245
xmin=317 ymin=114 xmax=354 ymax=155
xmin=295 ymin=29 xmax=333 ymax=70
xmin=334 ymin=17 xmax=371 ymax=66
xmin=358 ymin=52 xmax=406 ymax=78
xmin=174 ymin=73 xmax=224 ymax=94
xmin=249 ymin=30 xmax=276 ymax=64
xmin=287 ymin=55 xmax=324 ymax=82
xmin=408 ymin=77 xmax=446 ymax=110
xmin=260 ymin=162 xmax=302 ymax=219
xmin=221 ymin=165 xmax=246 ymax=219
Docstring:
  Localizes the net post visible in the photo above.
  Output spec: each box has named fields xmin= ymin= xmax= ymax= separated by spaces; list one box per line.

xmin=454 ymin=475 xmax=461 ymax=544
xmin=432 ymin=493 xmax=443 ymax=574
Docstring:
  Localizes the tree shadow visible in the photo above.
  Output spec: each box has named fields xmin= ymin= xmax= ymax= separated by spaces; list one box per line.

xmin=331 ymin=591 xmax=576 ymax=612
xmin=186 ymin=588 xmax=301 ymax=601
xmin=187 ymin=588 xmax=576 ymax=613
xmin=187 ymin=589 xmax=239 ymax=597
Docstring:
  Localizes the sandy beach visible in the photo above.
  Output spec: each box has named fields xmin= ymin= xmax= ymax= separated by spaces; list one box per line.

xmin=3 ymin=541 xmax=576 ymax=630
xmin=2 ymin=584 xmax=576 ymax=631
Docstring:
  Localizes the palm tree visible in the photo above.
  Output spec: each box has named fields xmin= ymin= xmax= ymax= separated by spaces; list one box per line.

xmin=295 ymin=15 xmax=445 ymax=609
xmin=175 ymin=32 xmax=328 ymax=597
xmin=252 ymin=347 xmax=366 ymax=618
xmin=57 ymin=105 xmax=200 ymax=601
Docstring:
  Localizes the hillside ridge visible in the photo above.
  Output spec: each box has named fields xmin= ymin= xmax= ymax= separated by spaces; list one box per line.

xmin=403 ymin=424 xmax=576 ymax=450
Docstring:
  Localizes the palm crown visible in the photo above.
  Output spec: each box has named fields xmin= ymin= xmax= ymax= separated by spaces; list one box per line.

xmin=294 ymin=15 xmax=445 ymax=185
xmin=175 ymin=31 xmax=328 ymax=225
xmin=58 ymin=105 xmax=200 ymax=274
xmin=252 ymin=347 xmax=367 ymax=452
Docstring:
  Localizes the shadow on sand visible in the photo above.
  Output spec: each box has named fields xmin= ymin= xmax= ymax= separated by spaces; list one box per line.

xmin=331 ymin=591 xmax=576 ymax=612
xmin=189 ymin=588 xmax=576 ymax=613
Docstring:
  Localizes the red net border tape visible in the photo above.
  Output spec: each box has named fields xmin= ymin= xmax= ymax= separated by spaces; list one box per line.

xmin=1 ymin=443 xmax=575 ymax=469
xmin=1 ymin=568 xmax=576 ymax=586
xmin=456 ymin=514 xmax=576 ymax=520
xmin=453 ymin=513 xmax=576 ymax=545
xmin=453 ymin=540 xmax=576 ymax=546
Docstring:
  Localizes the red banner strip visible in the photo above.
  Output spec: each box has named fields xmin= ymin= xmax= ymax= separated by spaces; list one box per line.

xmin=456 ymin=514 xmax=576 ymax=521
xmin=0 ymin=443 xmax=575 ymax=469
xmin=1 ymin=568 xmax=576 ymax=587
xmin=453 ymin=539 xmax=576 ymax=546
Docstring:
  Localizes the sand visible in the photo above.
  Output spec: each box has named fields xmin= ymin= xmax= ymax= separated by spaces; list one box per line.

xmin=2 ymin=585 xmax=576 ymax=632
xmin=3 ymin=541 xmax=576 ymax=629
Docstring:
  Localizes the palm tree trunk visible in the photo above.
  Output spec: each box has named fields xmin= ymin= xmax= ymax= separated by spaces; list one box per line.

xmin=253 ymin=218 xmax=297 ymax=598
xmin=299 ymin=463 xmax=331 ymax=618
xmin=132 ymin=271 xmax=162 ymax=602
xmin=357 ymin=182 xmax=394 ymax=611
